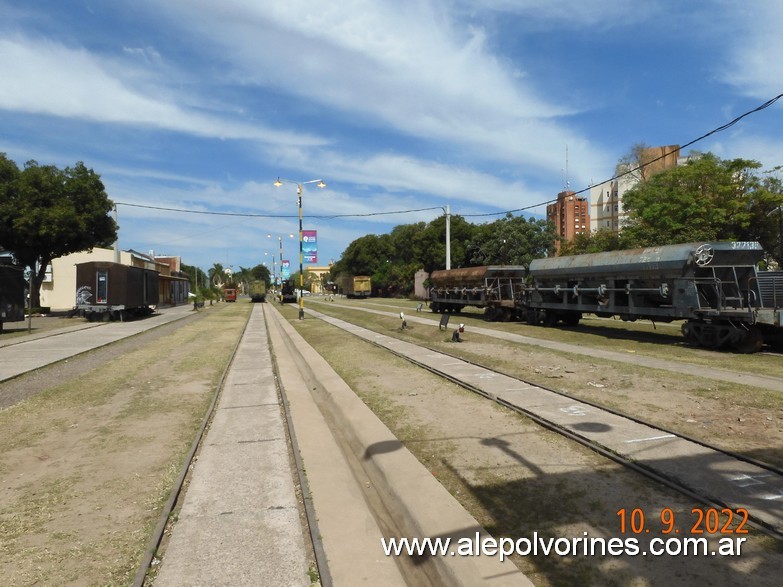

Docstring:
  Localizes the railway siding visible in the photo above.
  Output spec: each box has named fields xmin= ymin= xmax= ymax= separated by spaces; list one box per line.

xmin=308 ymin=308 xmax=783 ymax=539
xmin=265 ymin=303 xmax=532 ymax=586
xmin=313 ymin=300 xmax=783 ymax=393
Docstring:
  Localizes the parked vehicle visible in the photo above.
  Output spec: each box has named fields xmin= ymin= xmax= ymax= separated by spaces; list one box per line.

xmin=224 ymin=288 xmax=237 ymax=302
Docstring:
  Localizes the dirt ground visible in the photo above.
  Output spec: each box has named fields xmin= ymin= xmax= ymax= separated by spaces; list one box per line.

xmin=290 ymin=301 xmax=783 ymax=586
xmin=0 ymin=303 xmax=248 ymax=586
xmin=1 ymin=299 xmax=781 ymax=586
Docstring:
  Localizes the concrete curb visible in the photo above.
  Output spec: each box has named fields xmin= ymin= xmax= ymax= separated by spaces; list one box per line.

xmin=268 ymin=305 xmax=532 ymax=586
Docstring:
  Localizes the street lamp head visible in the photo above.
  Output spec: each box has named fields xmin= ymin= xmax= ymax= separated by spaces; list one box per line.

xmin=316 ymin=180 xmax=327 ymax=189
xmin=273 ymin=177 xmax=283 ymax=187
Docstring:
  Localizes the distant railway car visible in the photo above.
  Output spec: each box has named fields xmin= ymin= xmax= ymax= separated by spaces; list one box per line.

xmin=249 ymin=280 xmax=266 ymax=303
xmin=224 ymin=288 xmax=237 ymax=302
xmin=0 ymin=261 xmax=25 ymax=332
xmin=345 ymin=276 xmax=372 ymax=299
xmin=75 ymin=261 xmax=159 ymax=321
xmin=280 ymin=280 xmax=297 ymax=303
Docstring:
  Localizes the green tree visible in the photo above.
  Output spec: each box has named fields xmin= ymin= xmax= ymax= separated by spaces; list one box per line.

xmin=181 ymin=263 xmax=208 ymax=291
xmin=208 ymin=263 xmax=227 ymax=287
xmin=558 ymin=228 xmax=622 ymax=256
xmin=417 ymin=214 xmax=476 ymax=271
xmin=331 ymin=233 xmax=394 ymax=278
xmin=621 ymin=153 xmax=778 ymax=253
xmin=467 ymin=214 xmax=555 ymax=268
xmin=0 ymin=156 xmax=117 ymax=308
xmin=289 ymin=269 xmax=317 ymax=292
xmin=755 ymin=167 xmax=783 ymax=266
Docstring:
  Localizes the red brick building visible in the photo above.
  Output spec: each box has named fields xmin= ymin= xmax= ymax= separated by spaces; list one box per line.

xmin=547 ymin=190 xmax=590 ymax=252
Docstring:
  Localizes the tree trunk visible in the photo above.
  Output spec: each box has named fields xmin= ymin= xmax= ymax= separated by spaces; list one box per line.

xmin=28 ymin=258 xmax=49 ymax=310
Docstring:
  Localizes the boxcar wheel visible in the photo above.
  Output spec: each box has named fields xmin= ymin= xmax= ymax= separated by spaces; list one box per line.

xmin=733 ymin=326 xmax=763 ymax=354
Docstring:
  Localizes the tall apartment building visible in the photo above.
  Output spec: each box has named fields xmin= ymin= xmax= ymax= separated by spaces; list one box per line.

xmin=590 ymin=145 xmax=680 ymax=234
xmin=547 ymin=190 xmax=590 ymax=252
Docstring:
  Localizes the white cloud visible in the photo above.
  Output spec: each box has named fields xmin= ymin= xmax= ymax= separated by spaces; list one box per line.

xmin=0 ymin=35 xmax=326 ymax=146
xmin=720 ymin=2 xmax=783 ymax=100
xmin=148 ymin=0 xmax=610 ymax=177
xmin=459 ymin=0 xmax=658 ymax=29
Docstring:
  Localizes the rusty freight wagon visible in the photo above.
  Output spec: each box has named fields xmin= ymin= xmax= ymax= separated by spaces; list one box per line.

xmin=75 ymin=261 xmax=159 ymax=321
xmin=429 ymin=266 xmax=527 ymax=321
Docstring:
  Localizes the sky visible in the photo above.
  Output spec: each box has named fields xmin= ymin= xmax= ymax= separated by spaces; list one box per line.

xmin=2 ymin=1 xmax=783 ymax=276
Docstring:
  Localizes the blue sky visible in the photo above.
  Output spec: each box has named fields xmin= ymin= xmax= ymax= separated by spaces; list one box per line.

xmin=2 ymin=1 xmax=782 ymax=275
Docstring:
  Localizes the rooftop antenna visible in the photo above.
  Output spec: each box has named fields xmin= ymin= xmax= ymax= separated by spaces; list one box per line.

xmin=564 ymin=144 xmax=570 ymax=190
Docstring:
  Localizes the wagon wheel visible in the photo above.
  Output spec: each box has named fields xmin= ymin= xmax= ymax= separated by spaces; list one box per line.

xmin=694 ymin=244 xmax=714 ymax=267
xmin=525 ymin=308 xmax=541 ymax=325
xmin=733 ymin=326 xmax=764 ymax=354
xmin=681 ymin=321 xmax=699 ymax=345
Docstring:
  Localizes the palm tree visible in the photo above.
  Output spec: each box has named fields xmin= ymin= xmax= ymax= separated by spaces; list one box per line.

xmin=208 ymin=263 xmax=227 ymax=287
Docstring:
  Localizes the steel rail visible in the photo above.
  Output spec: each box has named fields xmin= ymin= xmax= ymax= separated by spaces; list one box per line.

xmin=308 ymin=307 xmax=783 ymax=542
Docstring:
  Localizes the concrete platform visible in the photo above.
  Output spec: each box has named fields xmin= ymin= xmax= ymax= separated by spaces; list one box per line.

xmin=154 ymin=304 xmax=312 ymax=586
xmin=156 ymin=302 xmax=532 ymax=586
xmin=0 ymin=304 xmax=196 ymax=382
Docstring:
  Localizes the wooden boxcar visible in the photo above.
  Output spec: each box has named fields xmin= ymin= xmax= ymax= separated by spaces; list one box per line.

xmin=75 ymin=261 xmax=158 ymax=320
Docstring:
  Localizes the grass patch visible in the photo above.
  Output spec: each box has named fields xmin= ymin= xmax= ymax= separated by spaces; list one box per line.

xmin=0 ymin=302 xmax=251 ymax=585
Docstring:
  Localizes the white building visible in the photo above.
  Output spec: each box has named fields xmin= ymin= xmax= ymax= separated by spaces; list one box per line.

xmin=589 ymin=169 xmax=637 ymax=233
xmin=590 ymin=145 xmax=680 ymax=236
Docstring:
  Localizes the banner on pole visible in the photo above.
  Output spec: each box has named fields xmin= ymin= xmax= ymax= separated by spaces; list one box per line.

xmin=281 ymin=260 xmax=291 ymax=280
xmin=302 ymin=230 xmax=317 ymax=263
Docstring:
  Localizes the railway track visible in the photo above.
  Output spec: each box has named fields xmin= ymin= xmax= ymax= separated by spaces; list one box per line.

xmin=305 ymin=305 xmax=783 ymax=541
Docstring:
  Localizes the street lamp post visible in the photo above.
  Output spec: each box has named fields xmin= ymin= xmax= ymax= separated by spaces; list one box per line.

xmin=268 ymin=233 xmax=294 ymax=294
xmin=443 ymin=205 xmax=451 ymax=270
xmin=274 ymin=177 xmax=327 ymax=319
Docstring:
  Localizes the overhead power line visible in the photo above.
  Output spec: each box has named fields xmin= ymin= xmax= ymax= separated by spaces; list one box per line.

xmin=463 ymin=92 xmax=783 ymax=218
xmin=113 ymin=202 xmax=443 ymax=219
xmin=116 ymin=92 xmax=783 ymax=221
